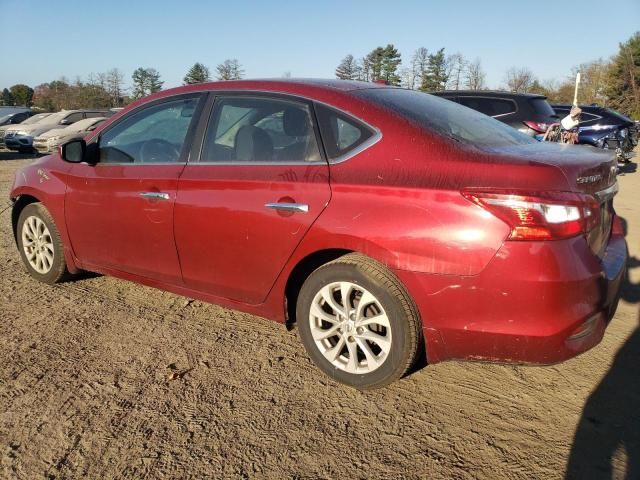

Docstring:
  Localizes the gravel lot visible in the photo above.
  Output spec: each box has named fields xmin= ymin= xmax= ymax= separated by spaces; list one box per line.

xmin=0 ymin=149 xmax=638 ymax=479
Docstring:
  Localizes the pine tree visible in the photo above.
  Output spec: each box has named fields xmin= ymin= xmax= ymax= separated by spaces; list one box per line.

xmin=335 ymin=54 xmax=358 ymax=80
xmin=420 ymin=48 xmax=448 ymax=92
xmin=146 ymin=68 xmax=164 ymax=93
xmin=183 ymin=62 xmax=211 ymax=84
xmin=131 ymin=68 xmax=164 ymax=100
xmin=366 ymin=47 xmax=385 ymax=81
xmin=381 ymin=44 xmax=402 ymax=85
xmin=216 ymin=59 xmax=244 ymax=81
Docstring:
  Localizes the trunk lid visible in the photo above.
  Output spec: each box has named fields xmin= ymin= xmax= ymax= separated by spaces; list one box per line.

xmin=487 ymin=142 xmax=618 ymax=256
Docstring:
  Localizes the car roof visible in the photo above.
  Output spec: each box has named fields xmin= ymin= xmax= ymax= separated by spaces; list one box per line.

xmin=146 ymin=78 xmax=390 ymax=100
xmin=432 ymin=90 xmax=547 ymax=99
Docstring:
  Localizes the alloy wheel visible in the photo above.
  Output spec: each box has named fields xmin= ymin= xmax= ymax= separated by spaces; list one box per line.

xmin=309 ymin=281 xmax=391 ymax=374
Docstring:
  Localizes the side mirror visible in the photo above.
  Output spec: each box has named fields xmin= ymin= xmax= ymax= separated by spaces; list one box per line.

xmin=60 ymin=139 xmax=86 ymax=163
xmin=60 ymin=119 xmax=73 ymax=125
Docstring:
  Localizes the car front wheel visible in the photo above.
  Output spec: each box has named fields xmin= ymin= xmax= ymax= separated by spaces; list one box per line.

xmin=16 ymin=202 xmax=68 ymax=284
xmin=297 ymin=253 xmax=422 ymax=389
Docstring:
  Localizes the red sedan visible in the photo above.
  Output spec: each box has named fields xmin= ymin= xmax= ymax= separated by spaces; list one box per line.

xmin=10 ymin=80 xmax=627 ymax=388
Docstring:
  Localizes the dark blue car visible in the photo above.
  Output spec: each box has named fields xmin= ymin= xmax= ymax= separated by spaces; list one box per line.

xmin=552 ymin=104 xmax=637 ymax=162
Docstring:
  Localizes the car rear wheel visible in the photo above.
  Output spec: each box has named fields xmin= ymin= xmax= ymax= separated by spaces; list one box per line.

xmin=16 ymin=203 xmax=68 ymax=284
xmin=297 ymin=253 xmax=422 ymax=389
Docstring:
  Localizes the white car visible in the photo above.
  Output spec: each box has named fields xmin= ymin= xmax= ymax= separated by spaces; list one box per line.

xmin=0 ymin=113 xmax=52 ymax=148
xmin=33 ymin=117 xmax=107 ymax=153
xmin=4 ymin=109 xmax=111 ymax=152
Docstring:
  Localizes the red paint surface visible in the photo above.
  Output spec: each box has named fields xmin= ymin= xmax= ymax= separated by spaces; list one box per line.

xmin=9 ymin=79 xmax=627 ymax=366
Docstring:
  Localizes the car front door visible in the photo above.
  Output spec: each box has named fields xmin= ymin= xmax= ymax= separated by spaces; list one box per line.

xmin=64 ymin=94 xmax=204 ymax=284
xmin=174 ymin=94 xmax=331 ymax=304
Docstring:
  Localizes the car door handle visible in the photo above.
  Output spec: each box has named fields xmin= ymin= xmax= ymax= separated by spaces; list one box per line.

xmin=140 ymin=192 xmax=170 ymax=200
xmin=264 ymin=202 xmax=309 ymax=213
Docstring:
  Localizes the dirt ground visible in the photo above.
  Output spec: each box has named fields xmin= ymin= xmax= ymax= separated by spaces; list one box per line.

xmin=0 ymin=149 xmax=638 ymax=480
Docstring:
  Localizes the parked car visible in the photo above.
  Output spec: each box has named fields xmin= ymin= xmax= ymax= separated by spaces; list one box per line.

xmin=552 ymin=104 xmax=638 ymax=161
xmin=0 ymin=112 xmax=52 ymax=148
xmin=33 ymin=117 xmax=107 ymax=154
xmin=4 ymin=109 xmax=113 ymax=152
xmin=0 ymin=109 xmax=33 ymax=127
xmin=10 ymin=80 xmax=625 ymax=388
xmin=431 ymin=90 xmax=559 ymax=137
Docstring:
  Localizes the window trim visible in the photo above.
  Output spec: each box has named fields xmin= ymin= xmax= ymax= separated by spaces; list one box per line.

xmin=90 ymin=92 xmax=205 ymax=166
xmin=314 ymin=102 xmax=381 ymax=164
xmin=185 ymin=90 xmax=381 ymax=166
xmin=191 ymin=92 xmax=327 ymax=166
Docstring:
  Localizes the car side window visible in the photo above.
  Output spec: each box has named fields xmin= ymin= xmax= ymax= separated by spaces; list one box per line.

xmin=315 ymin=104 xmax=375 ymax=160
xmin=579 ymin=112 xmax=601 ymax=123
xmin=99 ymin=96 xmax=199 ymax=164
xmin=85 ymin=111 xmax=105 ymax=119
xmin=64 ymin=113 xmax=84 ymax=124
xmin=201 ymin=96 xmax=321 ymax=163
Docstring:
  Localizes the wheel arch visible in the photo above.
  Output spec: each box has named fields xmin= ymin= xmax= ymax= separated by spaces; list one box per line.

xmin=284 ymin=248 xmax=353 ymax=328
xmin=11 ymin=194 xmax=41 ymax=244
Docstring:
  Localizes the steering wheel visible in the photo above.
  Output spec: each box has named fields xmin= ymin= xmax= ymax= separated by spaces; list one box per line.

xmin=139 ymin=138 xmax=180 ymax=163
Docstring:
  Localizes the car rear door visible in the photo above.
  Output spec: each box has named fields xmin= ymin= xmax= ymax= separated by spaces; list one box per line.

xmin=64 ymin=94 xmax=204 ymax=284
xmin=174 ymin=93 xmax=331 ymax=304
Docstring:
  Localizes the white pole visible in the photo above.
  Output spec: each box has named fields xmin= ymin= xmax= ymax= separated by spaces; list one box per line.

xmin=573 ymin=72 xmax=581 ymax=107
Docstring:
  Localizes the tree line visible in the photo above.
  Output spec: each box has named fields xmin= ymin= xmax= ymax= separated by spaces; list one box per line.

xmin=335 ymin=45 xmax=486 ymax=91
xmin=1 ymin=32 xmax=638 ymax=118
xmin=336 ymin=31 xmax=639 ymax=117
xmin=0 ymin=59 xmax=245 ymax=111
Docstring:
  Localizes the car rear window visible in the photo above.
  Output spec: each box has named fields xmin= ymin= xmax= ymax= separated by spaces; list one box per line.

xmin=607 ymin=108 xmax=633 ymax=123
xmin=458 ymin=97 xmax=516 ymax=117
xmin=355 ymin=88 xmax=535 ymax=148
xmin=529 ymin=98 xmax=557 ymax=117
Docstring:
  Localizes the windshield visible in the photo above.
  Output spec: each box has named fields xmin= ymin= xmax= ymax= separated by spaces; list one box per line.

xmin=355 ymin=88 xmax=536 ymax=148
xmin=22 ymin=113 xmax=52 ymax=125
xmin=39 ymin=112 xmax=68 ymax=124
xmin=62 ymin=117 xmax=104 ymax=132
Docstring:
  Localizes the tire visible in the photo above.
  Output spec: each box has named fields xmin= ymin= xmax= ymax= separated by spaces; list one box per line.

xmin=16 ymin=203 xmax=68 ymax=284
xmin=297 ymin=253 xmax=422 ymax=389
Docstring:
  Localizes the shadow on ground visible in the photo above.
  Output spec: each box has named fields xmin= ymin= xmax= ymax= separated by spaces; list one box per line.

xmin=566 ymin=217 xmax=640 ymax=479
xmin=0 ymin=151 xmax=40 ymax=161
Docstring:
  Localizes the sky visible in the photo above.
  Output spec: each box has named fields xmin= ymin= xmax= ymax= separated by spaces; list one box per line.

xmin=1 ymin=0 xmax=638 ymax=91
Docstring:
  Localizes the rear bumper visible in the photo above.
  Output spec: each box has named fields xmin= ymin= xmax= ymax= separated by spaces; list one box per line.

xmin=395 ymin=221 xmax=627 ymax=365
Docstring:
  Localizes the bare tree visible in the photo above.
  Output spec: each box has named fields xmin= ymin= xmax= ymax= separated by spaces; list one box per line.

xmin=358 ymin=56 xmax=371 ymax=82
xmin=105 ymin=68 xmax=125 ymax=106
xmin=446 ymin=53 xmax=467 ymax=90
xmin=216 ymin=59 xmax=245 ymax=81
xmin=465 ymin=58 xmax=486 ymax=90
xmin=411 ymin=47 xmax=429 ymax=89
xmin=505 ymin=67 xmax=535 ymax=93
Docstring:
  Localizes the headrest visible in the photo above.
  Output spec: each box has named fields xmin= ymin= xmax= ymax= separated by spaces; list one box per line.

xmin=234 ymin=125 xmax=273 ymax=161
xmin=283 ymin=108 xmax=309 ymax=137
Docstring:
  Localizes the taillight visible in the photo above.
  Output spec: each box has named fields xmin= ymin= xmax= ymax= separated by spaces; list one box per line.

xmin=523 ymin=120 xmax=552 ymax=133
xmin=462 ymin=190 xmax=600 ymax=241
